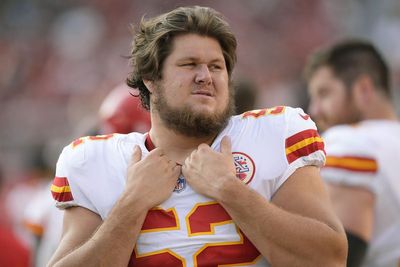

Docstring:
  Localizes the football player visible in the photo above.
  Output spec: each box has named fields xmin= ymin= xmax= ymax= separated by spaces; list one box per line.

xmin=49 ymin=6 xmax=347 ymax=266
xmin=306 ymin=39 xmax=400 ymax=267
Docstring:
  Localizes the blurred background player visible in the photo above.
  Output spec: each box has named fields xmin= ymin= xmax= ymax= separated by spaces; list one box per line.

xmin=24 ymin=179 xmax=63 ymax=267
xmin=21 ymin=144 xmax=61 ymax=267
xmin=3 ymin=143 xmax=55 ymax=267
xmin=233 ymin=78 xmax=258 ymax=115
xmin=98 ymin=82 xmax=151 ymax=134
xmin=0 ymin=163 xmax=30 ymax=267
xmin=305 ymin=39 xmax=400 ymax=267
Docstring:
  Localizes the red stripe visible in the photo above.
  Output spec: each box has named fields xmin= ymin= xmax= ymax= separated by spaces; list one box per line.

xmin=286 ymin=129 xmax=320 ymax=148
xmin=326 ymin=156 xmax=376 ymax=161
xmin=324 ymin=165 xmax=377 ymax=173
xmin=52 ymin=176 xmax=69 ymax=187
xmin=51 ymin=191 xmax=74 ymax=202
xmin=287 ymin=141 xmax=325 ymax=164
xmin=51 ymin=176 xmax=74 ymax=202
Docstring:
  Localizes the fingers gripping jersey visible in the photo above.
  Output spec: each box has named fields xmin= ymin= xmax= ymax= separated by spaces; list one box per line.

xmin=52 ymin=106 xmax=325 ymax=266
xmin=322 ymin=121 xmax=400 ymax=267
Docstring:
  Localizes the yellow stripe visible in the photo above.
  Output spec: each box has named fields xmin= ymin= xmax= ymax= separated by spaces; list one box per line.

xmin=326 ymin=156 xmax=377 ymax=171
xmin=286 ymin=136 xmax=323 ymax=155
xmin=51 ymin=184 xmax=71 ymax=193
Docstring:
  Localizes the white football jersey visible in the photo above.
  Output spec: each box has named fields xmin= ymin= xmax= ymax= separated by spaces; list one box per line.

xmin=52 ymin=106 xmax=325 ymax=267
xmin=322 ymin=120 xmax=400 ymax=267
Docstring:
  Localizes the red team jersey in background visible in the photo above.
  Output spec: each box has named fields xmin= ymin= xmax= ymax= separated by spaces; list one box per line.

xmin=51 ymin=106 xmax=326 ymax=267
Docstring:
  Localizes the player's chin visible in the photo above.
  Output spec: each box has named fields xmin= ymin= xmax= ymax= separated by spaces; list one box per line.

xmin=189 ymin=104 xmax=218 ymax=115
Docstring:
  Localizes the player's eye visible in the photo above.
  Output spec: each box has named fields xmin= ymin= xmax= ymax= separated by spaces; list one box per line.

xmin=180 ymin=62 xmax=196 ymax=67
xmin=209 ymin=64 xmax=223 ymax=71
xmin=318 ymin=87 xmax=331 ymax=98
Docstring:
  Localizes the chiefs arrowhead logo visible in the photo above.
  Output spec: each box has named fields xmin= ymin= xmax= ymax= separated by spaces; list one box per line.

xmin=232 ymin=152 xmax=255 ymax=184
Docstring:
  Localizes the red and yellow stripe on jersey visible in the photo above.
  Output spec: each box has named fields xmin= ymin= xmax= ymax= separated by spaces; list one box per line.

xmin=285 ymin=129 xmax=325 ymax=164
xmin=51 ymin=176 xmax=74 ymax=202
xmin=325 ymin=156 xmax=378 ymax=173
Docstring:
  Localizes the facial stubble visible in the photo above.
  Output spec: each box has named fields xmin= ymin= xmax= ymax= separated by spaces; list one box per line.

xmin=152 ymin=83 xmax=235 ymax=138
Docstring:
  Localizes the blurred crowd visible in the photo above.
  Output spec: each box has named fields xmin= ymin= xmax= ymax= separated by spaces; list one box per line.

xmin=1 ymin=0 xmax=400 ymax=266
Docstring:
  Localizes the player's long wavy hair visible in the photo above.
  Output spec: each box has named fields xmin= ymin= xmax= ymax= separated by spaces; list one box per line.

xmin=126 ymin=6 xmax=237 ymax=110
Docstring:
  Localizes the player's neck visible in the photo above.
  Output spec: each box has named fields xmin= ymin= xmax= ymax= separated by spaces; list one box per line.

xmin=148 ymin=121 xmax=217 ymax=163
xmin=362 ymin=98 xmax=398 ymax=121
xmin=149 ymin=125 xmax=216 ymax=149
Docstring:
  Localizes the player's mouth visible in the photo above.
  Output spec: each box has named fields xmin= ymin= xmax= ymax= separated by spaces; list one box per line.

xmin=191 ymin=89 xmax=214 ymax=97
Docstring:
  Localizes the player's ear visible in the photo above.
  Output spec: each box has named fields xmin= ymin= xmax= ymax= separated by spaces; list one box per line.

xmin=143 ymin=80 xmax=155 ymax=94
xmin=352 ymin=75 xmax=374 ymax=107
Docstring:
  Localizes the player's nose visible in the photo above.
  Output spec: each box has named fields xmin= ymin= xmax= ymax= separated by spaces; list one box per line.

xmin=194 ymin=64 xmax=212 ymax=85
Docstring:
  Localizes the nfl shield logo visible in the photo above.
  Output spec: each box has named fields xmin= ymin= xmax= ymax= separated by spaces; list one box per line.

xmin=174 ymin=176 xmax=186 ymax=193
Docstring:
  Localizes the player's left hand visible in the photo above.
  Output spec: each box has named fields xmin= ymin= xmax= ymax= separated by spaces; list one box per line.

xmin=182 ymin=135 xmax=237 ymax=200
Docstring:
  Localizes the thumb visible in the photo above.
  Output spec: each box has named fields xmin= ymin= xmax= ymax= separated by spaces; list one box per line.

xmin=220 ymin=136 xmax=232 ymax=155
xmin=131 ymin=145 xmax=142 ymax=163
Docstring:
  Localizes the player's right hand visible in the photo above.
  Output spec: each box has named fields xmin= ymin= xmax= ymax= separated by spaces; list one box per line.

xmin=124 ymin=145 xmax=181 ymax=210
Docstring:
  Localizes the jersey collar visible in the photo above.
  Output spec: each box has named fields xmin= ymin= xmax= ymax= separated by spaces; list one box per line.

xmin=145 ymin=133 xmax=156 ymax=151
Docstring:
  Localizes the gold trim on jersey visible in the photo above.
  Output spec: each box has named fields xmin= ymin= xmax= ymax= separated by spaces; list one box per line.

xmin=286 ymin=136 xmax=324 ymax=155
xmin=50 ymin=184 xmax=71 ymax=193
xmin=133 ymin=247 xmax=186 ymax=266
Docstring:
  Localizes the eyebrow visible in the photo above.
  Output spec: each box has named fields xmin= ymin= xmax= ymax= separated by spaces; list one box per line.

xmin=176 ymin=57 xmax=225 ymax=63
